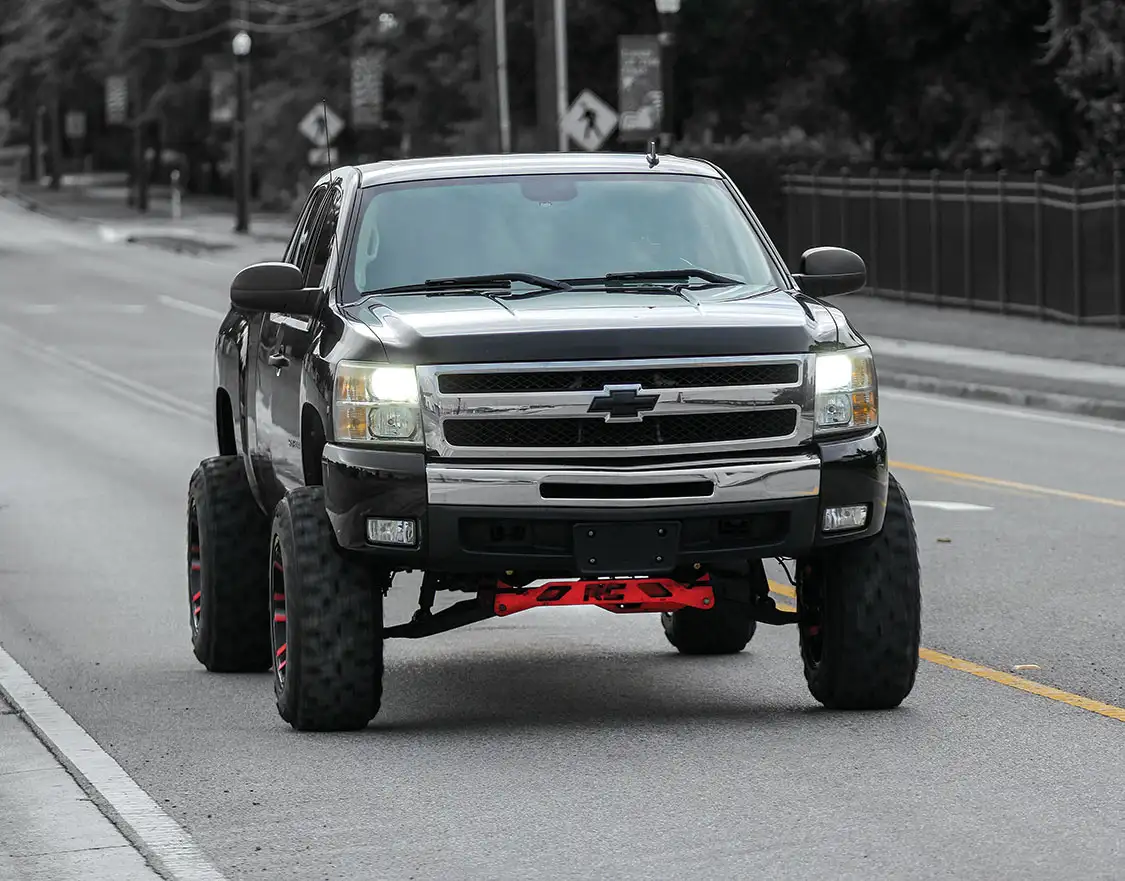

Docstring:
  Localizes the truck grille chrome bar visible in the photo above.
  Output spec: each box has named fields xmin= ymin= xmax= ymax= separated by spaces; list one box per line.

xmin=417 ymin=354 xmax=814 ymax=460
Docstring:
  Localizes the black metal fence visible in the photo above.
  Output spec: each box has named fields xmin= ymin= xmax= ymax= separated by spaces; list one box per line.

xmin=782 ymin=169 xmax=1125 ymax=327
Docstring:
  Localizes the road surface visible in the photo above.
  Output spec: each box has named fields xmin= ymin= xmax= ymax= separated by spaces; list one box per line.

xmin=0 ymin=200 xmax=1121 ymax=881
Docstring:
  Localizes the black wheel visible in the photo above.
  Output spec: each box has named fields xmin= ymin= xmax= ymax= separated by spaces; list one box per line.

xmin=661 ymin=560 xmax=761 ymax=655
xmin=187 ymin=456 xmax=272 ymax=672
xmin=270 ymin=486 xmax=384 ymax=731
xmin=796 ymin=473 xmax=922 ymax=710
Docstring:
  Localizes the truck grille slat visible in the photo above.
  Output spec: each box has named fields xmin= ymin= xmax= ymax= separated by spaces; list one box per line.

xmin=443 ymin=410 xmax=798 ymax=449
xmin=438 ymin=363 xmax=798 ymax=395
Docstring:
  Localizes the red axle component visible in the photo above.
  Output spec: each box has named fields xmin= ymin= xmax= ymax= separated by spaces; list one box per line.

xmin=494 ymin=574 xmax=714 ymax=617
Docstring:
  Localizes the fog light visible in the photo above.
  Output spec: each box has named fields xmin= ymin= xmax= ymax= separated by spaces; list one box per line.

xmin=823 ymin=505 xmax=868 ymax=533
xmin=366 ymin=518 xmax=418 ymax=547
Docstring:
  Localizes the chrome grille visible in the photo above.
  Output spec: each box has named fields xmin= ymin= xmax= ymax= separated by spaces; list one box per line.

xmin=417 ymin=354 xmax=814 ymax=461
xmin=437 ymin=363 xmax=799 ymax=395
xmin=443 ymin=410 xmax=799 ymax=448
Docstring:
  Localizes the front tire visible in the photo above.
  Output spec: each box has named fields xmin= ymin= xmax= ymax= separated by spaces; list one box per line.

xmin=187 ymin=456 xmax=272 ymax=672
xmin=797 ymin=473 xmax=922 ymax=710
xmin=661 ymin=560 xmax=761 ymax=655
xmin=270 ymin=486 xmax=384 ymax=731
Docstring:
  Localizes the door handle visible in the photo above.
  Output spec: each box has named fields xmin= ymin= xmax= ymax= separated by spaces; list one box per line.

xmin=268 ymin=352 xmax=290 ymax=368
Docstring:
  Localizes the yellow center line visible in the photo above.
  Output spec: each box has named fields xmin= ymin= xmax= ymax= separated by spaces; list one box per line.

xmin=890 ymin=460 xmax=1125 ymax=509
xmin=766 ymin=580 xmax=1125 ymax=723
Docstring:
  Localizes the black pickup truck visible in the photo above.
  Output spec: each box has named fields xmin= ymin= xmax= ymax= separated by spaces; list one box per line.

xmin=186 ymin=151 xmax=921 ymax=732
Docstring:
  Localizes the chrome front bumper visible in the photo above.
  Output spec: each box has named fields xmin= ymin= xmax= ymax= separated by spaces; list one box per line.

xmin=425 ymin=454 xmax=822 ymax=508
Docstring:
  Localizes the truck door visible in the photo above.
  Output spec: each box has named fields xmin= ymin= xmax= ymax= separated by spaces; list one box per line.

xmin=250 ymin=183 xmax=328 ymax=511
xmin=269 ymin=182 xmax=344 ymax=492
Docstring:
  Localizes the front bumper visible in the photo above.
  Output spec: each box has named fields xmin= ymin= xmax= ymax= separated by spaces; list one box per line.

xmin=322 ymin=428 xmax=889 ymax=575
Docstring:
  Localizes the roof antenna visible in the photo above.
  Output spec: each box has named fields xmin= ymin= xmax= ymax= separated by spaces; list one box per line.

xmin=319 ymin=97 xmax=344 ymax=279
xmin=321 ymin=98 xmax=334 ymax=179
xmin=646 ymin=138 xmax=660 ymax=168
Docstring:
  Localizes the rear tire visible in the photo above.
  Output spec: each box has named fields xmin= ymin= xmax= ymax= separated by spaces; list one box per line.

xmin=661 ymin=561 xmax=761 ymax=655
xmin=187 ymin=456 xmax=272 ymax=672
xmin=270 ymin=486 xmax=384 ymax=732
xmin=797 ymin=473 xmax=922 ymax=710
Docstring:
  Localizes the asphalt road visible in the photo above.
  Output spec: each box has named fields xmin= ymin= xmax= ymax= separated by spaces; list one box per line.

xmin=0 ymin=200 xmax=1122 ymax=881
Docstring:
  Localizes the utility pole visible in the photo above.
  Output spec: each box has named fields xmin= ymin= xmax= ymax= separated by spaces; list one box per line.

xmin=495 ymin=0 xmax=511 ymax=153
xmin=533 ymin=0 xmax=568 ymax=152
xmin=479 ymin=0 xmax=500 ymax=152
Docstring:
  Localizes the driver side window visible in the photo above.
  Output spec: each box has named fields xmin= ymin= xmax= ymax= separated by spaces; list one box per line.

xmin=285 ymin=184 xmax=329 ymax=269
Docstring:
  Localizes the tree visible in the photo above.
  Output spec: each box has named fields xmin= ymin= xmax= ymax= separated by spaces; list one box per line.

xmin=0 ymin=0 xmax=115 ymax=187
xmin=1045 ymin=0 xmax=1125 ymax=170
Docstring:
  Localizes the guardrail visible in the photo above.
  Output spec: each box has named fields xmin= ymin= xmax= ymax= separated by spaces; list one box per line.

xmin=782 ymin=169 xmax=1125 ymax=327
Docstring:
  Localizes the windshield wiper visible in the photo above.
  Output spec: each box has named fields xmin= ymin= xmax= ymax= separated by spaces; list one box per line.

xmin=363 ymin=273 xmax=572 ymax=297
xmin=564 ymin=269 xmax=742 ymax=287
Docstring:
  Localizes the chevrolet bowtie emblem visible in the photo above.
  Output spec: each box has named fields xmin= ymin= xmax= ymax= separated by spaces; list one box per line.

xmin=587 ymin=384 xmax=659 ymax=422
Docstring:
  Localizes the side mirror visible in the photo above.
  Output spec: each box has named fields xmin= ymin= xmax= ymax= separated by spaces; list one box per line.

xmin=791 ymin=247 xmax=867 ymax=298
xmin=230 ymin=262 xmax=322 ymax=316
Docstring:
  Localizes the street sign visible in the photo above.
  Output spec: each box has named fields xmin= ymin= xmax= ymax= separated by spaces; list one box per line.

xmin=105 ymin=75 xmax=128 ymax=125
xmin=65 ymin=111 xmax=86 ymax=140
xmin=560 ymin=89 xmax=618 ymax=152
xmin=308 ymin=147 xmax=331 ymax=167
xmin=298 ymin=103 xmax=344 ymax=147
xmin=618 ymin=35 xmax=663 ymax=142
xmin=350 ymin=50 xmax=386 ymax=129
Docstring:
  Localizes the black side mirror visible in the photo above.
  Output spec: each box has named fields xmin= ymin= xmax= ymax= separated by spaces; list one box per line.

xmin=230 ymin=262 xmax=322 ymax=316
xmin=791 ymin=247 xmax=867 ymax=298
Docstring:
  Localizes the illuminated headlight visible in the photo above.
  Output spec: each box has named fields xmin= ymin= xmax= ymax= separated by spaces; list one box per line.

xmin=333 ymin=361 xmax=422 ymax=445
xmin=813 ymin=346 xmax=878 ymax=434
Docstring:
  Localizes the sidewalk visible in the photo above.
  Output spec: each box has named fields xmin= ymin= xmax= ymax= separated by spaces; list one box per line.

xmin=840 ymin=294 xmax=1125 ymax=420
xmin=0 ymin=181 xmax=294 ymax=252
xmin=0 ymin=694 xmax=161 ymax=880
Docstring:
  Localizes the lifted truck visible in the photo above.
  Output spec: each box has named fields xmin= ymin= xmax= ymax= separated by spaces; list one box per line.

xmin=186 ymin=151 xmax=922 ymax=731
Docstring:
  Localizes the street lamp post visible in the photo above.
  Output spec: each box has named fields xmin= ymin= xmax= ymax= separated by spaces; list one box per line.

xmin=654 ymin=0 xmax=680 ymax=151
xmin=232 ymin=29 xmax=252 ymax=234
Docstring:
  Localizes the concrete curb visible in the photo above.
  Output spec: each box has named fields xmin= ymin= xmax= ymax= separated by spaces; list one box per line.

xmin=1 ymin=187 xmax=291 ymax=247
xmin=879 ymin=369 xmax=1125 ymax=422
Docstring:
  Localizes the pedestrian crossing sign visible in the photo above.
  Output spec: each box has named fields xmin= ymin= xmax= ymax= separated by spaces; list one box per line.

xmin=560 ymin=89 xmax=619 ymax=152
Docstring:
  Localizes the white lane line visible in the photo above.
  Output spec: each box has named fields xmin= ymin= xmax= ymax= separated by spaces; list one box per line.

xmin=16 ymin=303 xmax=147 ymax=315
xmin=913 ymin=500 xmax=993 ymax=512
xmin=881 ymin=387 xmax=1125 ymax=436
xmin=0 ymin=645 xmax=228 ymax=881
xmin=158 ymin=296 xmax=225 ymax=321
xmin=0 ymin=321 xmax=209 ymax=424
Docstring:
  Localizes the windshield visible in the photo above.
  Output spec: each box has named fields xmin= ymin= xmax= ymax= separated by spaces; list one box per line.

xmin=344 ymin=172 xmax=782 ymax=301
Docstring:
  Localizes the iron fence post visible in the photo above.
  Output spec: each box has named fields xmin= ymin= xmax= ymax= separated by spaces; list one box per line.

xmin=869 ymin=167 xmax=879 ymax=295
xmin=1114 ymin=169 xmax=1122 ymax=328
xmin=930 ymin=169 xmax=940 ymax=307
xmin=840 ymin=166 xmax=849 ymax=246
xmin=899 ymin=167 xmax=908 ymax=300
xmin=812 ymin=164 xmax=821 ymax=244
xmin=1034 ymin=170 xmax=1044 ymax=319
xmin=963 ymin=169 xmax=973 ymax=309
xmin=997 ymin=169 xmax=1007 ymax=313
xmin=785 ymin=167 xmax=795 ymax=266
xmin=1073 ymin=177 xmax=1083 ymax=322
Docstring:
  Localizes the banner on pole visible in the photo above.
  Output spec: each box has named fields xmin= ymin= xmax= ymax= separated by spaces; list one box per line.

xmin=617 ymin=35 xmax=663 ymax=143
xmin=210 ymin=68 xmax=236 ymax=124
xmin=105 ymin=75 xmax=129 ymax=125
xmin=351 ymin=50 xmax=387 ymax=129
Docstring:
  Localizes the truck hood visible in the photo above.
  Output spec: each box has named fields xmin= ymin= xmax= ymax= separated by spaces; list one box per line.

xmin=344 ymin=285 xmax=852 ymax=365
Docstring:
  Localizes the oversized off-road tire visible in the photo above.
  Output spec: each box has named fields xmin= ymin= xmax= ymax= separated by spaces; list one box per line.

xmin=661 ymin=560 xmax=761 ymax=655
xmin=269 ymin=486 xmax=384 ymax=731
xmin=187 ymin=456 xmax=272 ymax=672
xmin=797 ymin=473 xmax=921 ymax=710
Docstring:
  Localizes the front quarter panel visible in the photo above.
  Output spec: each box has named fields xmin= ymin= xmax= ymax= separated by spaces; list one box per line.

xmin=305 ymin=309 xmax=389 ymax=446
